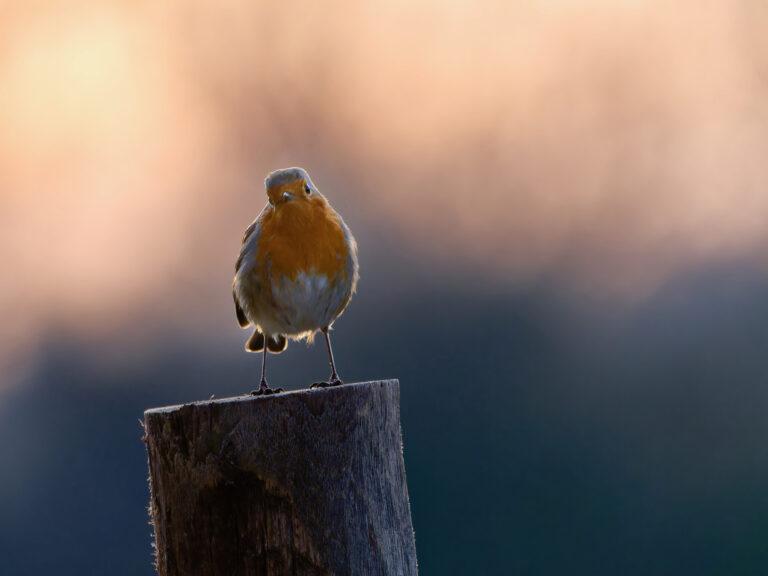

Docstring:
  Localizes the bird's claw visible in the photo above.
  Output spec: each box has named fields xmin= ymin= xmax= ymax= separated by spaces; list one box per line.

xmin=310 ymin=378 xmax=343 ymax=389
xmin=250 ymin=381 xmax=283 ymax=395
xmin=250 ymin=388 xmax=283 ymax=395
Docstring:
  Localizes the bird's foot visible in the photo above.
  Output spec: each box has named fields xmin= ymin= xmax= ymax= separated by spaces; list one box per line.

xmin=251 ymin=387 xmax=283 ymax=395
xmin=310 ymin=377 xmax=343 ymax=389
xmin=250 ymin=380 xmax=283 ymax=396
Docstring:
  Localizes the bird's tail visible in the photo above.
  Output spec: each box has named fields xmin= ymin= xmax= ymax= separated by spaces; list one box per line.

xmin=245 ymin=331 xmax=288 ymax=354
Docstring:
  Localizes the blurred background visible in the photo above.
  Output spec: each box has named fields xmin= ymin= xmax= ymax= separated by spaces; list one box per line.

xmin=2 ymin=0 xmax=768 ymax=574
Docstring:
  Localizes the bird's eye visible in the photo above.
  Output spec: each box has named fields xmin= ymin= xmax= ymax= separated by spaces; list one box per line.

xmin=304 ymin=184 xmax=312 ymax=195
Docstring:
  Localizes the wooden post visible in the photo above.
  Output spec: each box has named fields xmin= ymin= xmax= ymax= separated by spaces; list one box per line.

xmin=144 ymin=380 xmax=418 ymax=576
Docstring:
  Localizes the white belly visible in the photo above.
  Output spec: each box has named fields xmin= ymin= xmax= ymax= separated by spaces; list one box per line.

xmin=257 ymin=271 xmax=352 ymax=338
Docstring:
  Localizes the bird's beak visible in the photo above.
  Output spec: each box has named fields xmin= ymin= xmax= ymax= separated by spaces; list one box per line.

xmin=281 ymin=191 xmax=294 ymax=204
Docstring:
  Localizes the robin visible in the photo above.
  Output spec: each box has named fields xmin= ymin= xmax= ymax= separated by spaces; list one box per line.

xmin=233 ymin=167 xmax=359 ymax=395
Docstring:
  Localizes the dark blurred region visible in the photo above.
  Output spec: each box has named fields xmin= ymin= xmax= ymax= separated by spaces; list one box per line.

xmin=2 ymin=263 xmax=768 ymax=575
xmin=2 ymin=1 xmax=768 ymax=574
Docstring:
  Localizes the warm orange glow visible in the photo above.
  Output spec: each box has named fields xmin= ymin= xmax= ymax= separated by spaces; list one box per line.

xmin=2 ymin=0 xmax=768 ymax=390
xmin=257 ymin=190 xmax=349 ymax=283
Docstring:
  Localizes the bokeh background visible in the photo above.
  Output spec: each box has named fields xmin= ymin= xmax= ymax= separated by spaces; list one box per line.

xmin=2 ymin=1 xmax=768 ymax=574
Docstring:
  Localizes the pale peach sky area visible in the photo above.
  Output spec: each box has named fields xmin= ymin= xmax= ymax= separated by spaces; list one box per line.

xmin=1 ymin=0 xmax=767 ymax=389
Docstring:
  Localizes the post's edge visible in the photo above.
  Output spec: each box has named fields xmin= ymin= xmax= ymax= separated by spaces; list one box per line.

xmin=143 ymin=379 xmax=400 ymax=417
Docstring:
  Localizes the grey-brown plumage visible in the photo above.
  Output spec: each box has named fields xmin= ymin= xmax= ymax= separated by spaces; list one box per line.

xmin=232 ymin=167 xmax=359 ymax=394
xmin=233 ymin=220 xmax=258 ymax=329
xmin=234 ymin=290 xmax=249 ymax=328
xmin=245 ymin=331 xmax=287 ymax=353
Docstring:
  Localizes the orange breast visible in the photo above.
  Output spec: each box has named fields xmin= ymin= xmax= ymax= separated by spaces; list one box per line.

xmin=256 ymin=198 xmax=348 ymax=283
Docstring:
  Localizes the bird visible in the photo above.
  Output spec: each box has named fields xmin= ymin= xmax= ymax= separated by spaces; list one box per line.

xmin=233 ymin=167 xmax=359 ymax=395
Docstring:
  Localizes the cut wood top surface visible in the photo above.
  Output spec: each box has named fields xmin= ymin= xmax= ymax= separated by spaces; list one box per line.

xmin=144 ymin=379 xmax=400 ymax=416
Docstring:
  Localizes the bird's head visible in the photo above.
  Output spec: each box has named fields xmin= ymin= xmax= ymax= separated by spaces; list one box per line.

xmin=265 ymin=167 xmax=324 ymax=209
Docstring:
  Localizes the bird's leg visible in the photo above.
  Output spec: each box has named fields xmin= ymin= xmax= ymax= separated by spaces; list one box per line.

xmin=251 ymin=341 xmax=283 ymax=395
xmin=310 ymin=327 xmax=343 ymax=388
xmin=325 ymin=328 xmax=342 ymax=384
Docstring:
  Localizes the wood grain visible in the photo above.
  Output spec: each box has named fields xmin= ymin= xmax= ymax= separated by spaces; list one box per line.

xmin=144 ymin=380 xmax=418 ymax=576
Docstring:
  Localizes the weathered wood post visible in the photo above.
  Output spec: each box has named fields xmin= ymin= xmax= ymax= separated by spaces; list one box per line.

xmin=144 ymin=379 xmax=418 ymax=576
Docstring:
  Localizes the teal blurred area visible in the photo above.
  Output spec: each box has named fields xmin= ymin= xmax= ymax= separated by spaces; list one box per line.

xmin=2 ymin=263 xmax=768 ymax=575
xmin=3 ymin=1 xmax=768 ymax=574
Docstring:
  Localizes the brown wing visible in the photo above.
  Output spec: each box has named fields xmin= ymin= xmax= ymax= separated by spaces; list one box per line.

xmin=233 ymin=289 xmax=249 ymax=327
xmin=235 ymin=219 xmax=259 ymax=273
xmin=233 ymin=206 xmax=269 ymax=328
